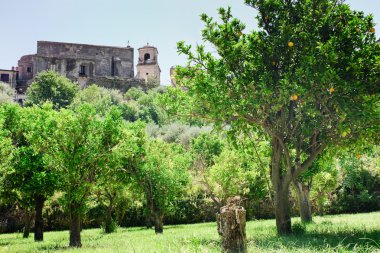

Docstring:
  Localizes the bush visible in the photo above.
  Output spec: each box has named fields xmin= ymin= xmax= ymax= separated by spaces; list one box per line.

xmin=102 ymin=218 xmax=117 ymax=233
xmin=0 ymin=82 xmax=15 ymax=104
xmin=292 ymin=222 xmax=306 ymax=235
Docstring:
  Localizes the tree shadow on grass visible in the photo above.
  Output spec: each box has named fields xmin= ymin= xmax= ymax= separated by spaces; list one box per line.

xmin=164 ymin=225 xmax=185 ymax=229
xmin=0 ymin=237 xmax=32 ymax=246
xmin=252 ymin=229 xmax=380 ymax=251
xmin=188 ymin=228 xmax=380 ymax=252
xmin=187 ymin=237 xmax=221 ymax=251
xmin=36 ymin=244 xmax=69 ymax=251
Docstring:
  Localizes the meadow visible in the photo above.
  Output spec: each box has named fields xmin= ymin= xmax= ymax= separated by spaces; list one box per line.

xmin=0 ymin=212 xmax=379 ymax=253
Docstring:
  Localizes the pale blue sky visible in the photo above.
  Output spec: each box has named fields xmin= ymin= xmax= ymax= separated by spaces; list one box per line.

xmin=1 ymin=0 xmax=379 ymax=84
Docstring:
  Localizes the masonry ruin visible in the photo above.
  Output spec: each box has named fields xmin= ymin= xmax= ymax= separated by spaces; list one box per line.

xmin=15 ymin=41 xmax=161 ymax=94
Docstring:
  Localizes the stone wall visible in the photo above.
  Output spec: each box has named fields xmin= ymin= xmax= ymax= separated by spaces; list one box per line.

xmin=15 ymin=41 xmax=159 ymax=94
xmin=36 ymin=41 xmax=134 ymax=78
xmin=17 ymin=55 xmax=34 ymax=83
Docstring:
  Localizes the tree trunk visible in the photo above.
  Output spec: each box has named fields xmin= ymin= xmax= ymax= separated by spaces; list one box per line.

xmin=69 ymin=209 xmax=81 ymax=247
xmin=273 ymin=185 xmax=292 ymax=235
xmin=271 ymin=139 xmax=292 ymax=235
xmin=294 ymin=179 xmax=312 ymax=223
xmin=145 ymin=186 xmax=154 ymax=229
xmin=34 ymin=195 xmax=45 ymax=241
xmin=104 ymin=200 xmax=114 ymax=233
xmin=23 ymin=209 xmax=32 ymax=239
xmin=145 ymin=209 xmax=153 ymax=229
xmin=216 ymin=197 xmax=247 ymax=253
xmin=152 ymin=201 xmax=163 ymax=234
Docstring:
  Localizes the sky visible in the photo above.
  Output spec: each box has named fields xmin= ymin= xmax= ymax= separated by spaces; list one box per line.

xmin=1 ymin=0 xmax=379 ymax=85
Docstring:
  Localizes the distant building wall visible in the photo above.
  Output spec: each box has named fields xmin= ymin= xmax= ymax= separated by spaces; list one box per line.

xmin=17 ymin=55 xmax=34 ymax=84
xmin=136 ymin=44 xmax=161 ymax=83
xmin=36 ymin=41 xmax=134 ymax=78
xmin=0 ymin=69 xmax=18 ymax=88
xmin=17 ymin=41 xmax=135 ymax=90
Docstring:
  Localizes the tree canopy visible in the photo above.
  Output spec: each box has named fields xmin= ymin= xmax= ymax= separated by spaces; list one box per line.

xmin=25 ymin=71 xmax=79 ymax=109
xmin=168 ymin=0 xmax=380 ymax=234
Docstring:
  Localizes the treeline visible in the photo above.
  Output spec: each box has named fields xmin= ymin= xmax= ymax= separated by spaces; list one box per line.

xmin=0 ymin=72 xmax=379 ymax=247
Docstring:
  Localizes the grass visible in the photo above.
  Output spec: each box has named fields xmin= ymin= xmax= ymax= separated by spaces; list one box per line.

xmin=0 ymin=212 xmax=379 ymax=252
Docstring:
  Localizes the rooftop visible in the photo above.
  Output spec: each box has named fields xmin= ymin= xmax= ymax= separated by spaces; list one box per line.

xmin=37 ymin=41 xmax=134 ymax=50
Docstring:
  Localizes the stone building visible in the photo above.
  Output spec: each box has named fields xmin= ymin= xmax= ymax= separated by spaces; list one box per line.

xmin=16 ymin=41 xmax=160 ymax=93
xmin=0 ymin=67 xmax=18 ymax=88
xmin=136 ymin=44 xmax=161 ymax=83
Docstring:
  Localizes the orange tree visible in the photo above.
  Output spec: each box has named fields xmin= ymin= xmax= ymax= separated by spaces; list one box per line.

xmin=168 ymin=0 xmax=380 ymax=234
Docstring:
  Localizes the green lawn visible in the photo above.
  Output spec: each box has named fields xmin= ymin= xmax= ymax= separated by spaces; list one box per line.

xmin=0 ymin=212 xmax=379 ymax=253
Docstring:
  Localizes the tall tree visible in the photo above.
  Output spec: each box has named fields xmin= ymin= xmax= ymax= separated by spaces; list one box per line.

xmin=169 ymin=0 xmax=380 ymax=234
xmin=0 ymin=103 xmax=59 ymax=241
xmin=37 ymin=105 xmax=144 ymax=247
xmin=134 ymin=140 xmax=191 ymax=234
xmin=25 ymin=71 xmax=78 ymax=109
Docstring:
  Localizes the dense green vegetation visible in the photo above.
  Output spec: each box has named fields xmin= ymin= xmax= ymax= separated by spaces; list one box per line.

xmin=0 ymin=212 xmax=379 ymax=252
xmin=0 ymin=70 xmax=378 ymax=250
xmin=0 ymin=0 xmax=379 ymax=251
xmin=171 ymin=0 xmax=380 ymax=234
xmin=0 ymin=82 xmax=15 ymax=104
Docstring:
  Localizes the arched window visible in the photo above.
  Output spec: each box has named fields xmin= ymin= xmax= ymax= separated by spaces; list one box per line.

xmin=144 ymin=53 xmax=151 ymax=62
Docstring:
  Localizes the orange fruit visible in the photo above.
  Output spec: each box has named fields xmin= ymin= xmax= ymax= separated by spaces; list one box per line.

xmin=291 ymin=95 xmax=298 ymax=101
xmin=369 ymin=27 xmax=376 ymax=33
xmin=288 ymin=41 xmax=294 ymax=47
xmin=329 ymin=87 xmax=335 ymax=93
xmin=356 ymin=154 xmax=361 ymax=159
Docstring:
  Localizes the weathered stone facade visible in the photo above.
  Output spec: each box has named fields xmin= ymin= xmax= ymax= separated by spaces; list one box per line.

xmin=16 ymin=41 xmax=159 ymax=92
xmin=136 ymin=44 xmax=161 ymax=82
xmin=0 ymin=68 xmax=18 ymax=88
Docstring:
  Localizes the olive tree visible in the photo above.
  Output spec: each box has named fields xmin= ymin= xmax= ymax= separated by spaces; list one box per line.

xmin=70 ymin=84 xmax=124 ymax=115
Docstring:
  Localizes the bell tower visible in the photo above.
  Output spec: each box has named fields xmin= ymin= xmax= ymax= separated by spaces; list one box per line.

xmin=136 ymin=43 xmax=161 ymax=84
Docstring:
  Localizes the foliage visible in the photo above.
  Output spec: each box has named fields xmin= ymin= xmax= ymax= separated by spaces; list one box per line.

xmin=70 ymin=84 xmax=124 ymax=115
xmin=207 ymin=147 xmax=266 ymax=205
xmin=137 ymin=140 xmax=191 ymax=215
xmin=145 ymin=76 xmax=160 ymax=89
xmin=307 ymin=153 xmax=339 ymax=215
xmin=0 ymin=108 xmax=13 ymax=174
xmin=167 ymin=0 xmax=380 ymax=233
xmin=123 ymin=87 xmax=167 ymax=125
xmin=190 ymin=134 xmax=268 ymax=207
xmin=25 ymin=71 xmax=79 ymax=109
xmin=291 ymin=221 xmax=306 ymax=235
xmin=0 ymin=82 xmax=15 ymax=104
xmin=148 ymin=123 xmax=212 ymax=147
xmin=332 ymin=147 xmax=380 ymax=213
xmin=0 ymin=103 xmax=59 ymax=209
xmin=40 ymin=105 xmax=141 ymax=214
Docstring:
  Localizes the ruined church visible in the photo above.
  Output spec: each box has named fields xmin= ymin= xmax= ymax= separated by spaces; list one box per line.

xmin=16 ymin=41 xmax=161 ymax=94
